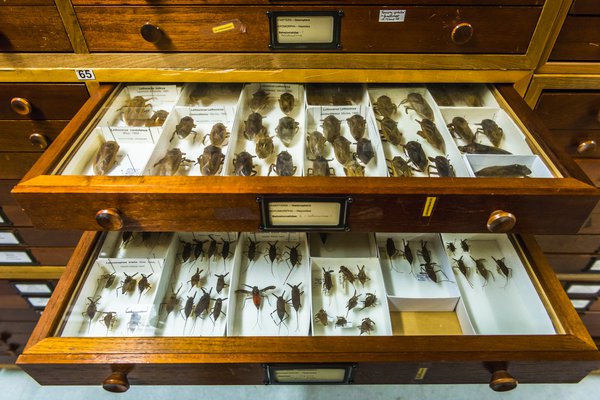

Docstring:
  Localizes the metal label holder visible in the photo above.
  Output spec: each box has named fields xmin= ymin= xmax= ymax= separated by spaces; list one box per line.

xmin=267 ymin=10 xmax=343 ymax=50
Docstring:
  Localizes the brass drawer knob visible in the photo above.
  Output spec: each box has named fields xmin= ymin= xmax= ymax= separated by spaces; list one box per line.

xmin=487 ymin=210 xmax=516 ymax=233
xmin=577 ymin=139 xmax=597 ymax=154
xmin=489 ymin=369 xmax=518 ymax=392
xmin=102 ymin=371 xmax=130 ymax=393
xmin=29 ymin=133 xmax=49 ymax=150
xmin=451 ymin=22 xmax=474 ymax=45
xmin=10 ymin=97 xmax=32 ymax=116
xmin=140 ymin=23 xmax=163 ymax=44
xmin=95 ymin=208 xmax=124 ymax=230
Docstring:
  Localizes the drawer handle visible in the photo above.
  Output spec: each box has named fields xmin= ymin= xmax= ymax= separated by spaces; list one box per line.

xmin=140 ymin=23 xmax=163 ymax=44
xmin=102 ymin=371 xmax=130 ymax=393
xmin=10 ymin=97 xmax=32 ymax=116
xmin=486 ymin=210 xmax=516 ymax=233
xmin=577 ymin=139 xmax=597 ymax=155
xmin=29 ymin=133 xmax=49 ymax=150
xmin=95 ymin=208 xmax=124 ymax=230
xmin=451 ymin=22 xmax=474 ymax=45
xmin=489 ymin=369 xmax=518 ymax=392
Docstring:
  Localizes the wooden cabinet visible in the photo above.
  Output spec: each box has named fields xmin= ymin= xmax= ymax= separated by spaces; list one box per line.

xmin=0 ymin=7 xmax=72 ymax=52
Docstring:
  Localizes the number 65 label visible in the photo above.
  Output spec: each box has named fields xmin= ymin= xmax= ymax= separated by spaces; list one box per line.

xmin=75 ymin=69 xmax=96 ymax=80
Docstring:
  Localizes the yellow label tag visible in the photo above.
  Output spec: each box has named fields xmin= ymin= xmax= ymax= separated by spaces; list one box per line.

xmin=422 ymin=196 xmax=437 ymax=217
xmin=414 ymin=367 xmax=428 ymax=380
xmin=212 ymin=22 xmax=235 ymax=34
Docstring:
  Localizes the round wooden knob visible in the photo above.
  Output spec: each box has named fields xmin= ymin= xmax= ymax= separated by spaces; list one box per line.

xmin=489 ymin=369 xmax=518 ymax=392
xmin=29 ymin=133 xmax=49 ymax=149
xmin=10 ymin=97 xmax=32 ymax=116
xmin=140 ymin=23 xmax=162 ymax=43
xmin=577 ymin=139 xmax=597 ymax=154
xmin=487 ymin=210 xmax=516 ymax=233
xmin=451 ymin=22 xmax=474 ymax=45
xmin=95 ymin=208 xmax=124 ymax=230
xmin=102 ymin=371 xmax=130 ymax=393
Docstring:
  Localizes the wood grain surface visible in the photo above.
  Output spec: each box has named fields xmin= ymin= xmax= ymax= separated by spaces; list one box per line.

xmin=550 ymin=15 xmax=600 ymax=62
xmin=536 ymin=91 xmax=600 ymax=130
xmin=0 ymin=84 xmax=89 ymax=120
xmin=0 ymin=7 xmax=72 ymax=52
xmin=0 ymin=120 xmax=68 ymax=152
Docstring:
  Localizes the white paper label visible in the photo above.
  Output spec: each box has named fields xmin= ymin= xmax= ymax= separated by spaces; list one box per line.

xmin=0 ymin=209 xmax=6 ymax=224
xmin=189 ymin=107 xmax=231 ymax=123
xmin=75 ymin=69 xmax=96 ymax=80
xmin=379 ymin=10 xmax=406 ymax=22
xmin=0 ymin=232 xmax=20 ymax=245
xmin=589 ymin=259 xmax=600 ymax=271
xmin=320 ymin=106 xmax=364 ymax=119
xmin=276 ymin=16 xmax=334 ymax=44
xmin=127 ymin=85 xmax=179 ymax=102
xmin=269 ymin=202 xmax=340 ymax=226
xmin=567 ymin=284 xmax=600 ymax=295
xmin=26 ymin=297 xmax=50 ymax=308
xmin=14 ymin=283 xmax=51 ymax=294
xmin=0 ymin=251 xmax=33 ymax=264
xmin=571 ymin=299 xmax=592 ymax=310
xmin=104 ymin=127 xmax=156 ymax=145
xmin=274 ymin=368 xmax=346 ymax=383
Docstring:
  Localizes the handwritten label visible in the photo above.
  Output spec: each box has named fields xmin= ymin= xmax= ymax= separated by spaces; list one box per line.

xmin=0 ymin=251 xmax=33 ymax=264
xmin=127 ymin=85 xmax=179 ymax=102
xmin=320 ymin=106 xmax=364 ymax=119
xmin=379 ymin=10 xmax=406 ymax=22
xmin=273 ymin=368 xmax=346 ymax=383
xmin=189 ymin=107 xmax=231 ymax=123
xmin=104 ymin=127 xmax=156 ymax=144
xmin=277 ymin=16 xmax=334 ymax=44
xmin=269 ymin=202 xmax=340 ymax=226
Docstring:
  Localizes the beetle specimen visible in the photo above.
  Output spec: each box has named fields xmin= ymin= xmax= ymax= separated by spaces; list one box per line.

xmin=471 ymin=256 xmax=495 ymax=286
xmin=154 ymin=148 xmax=193 ymax=176
xmin=233 ymin=151 xmax=257 ymax=176
xmin=198 ymin=145 xmax=225 ymax=176
xmin=335 ymin=316 xmax=349 ymax=328
xmin=373 ymin=95 xmax=397 ymax=118
xmin=452 ymin=256 xmax=473 ymax=288
xmin=283 ymin=243 xmax=302 ymax=284
xmin=427 ymin=156 xmax=456 ymax=178
xmin=121 ymin=96 xmax=152 ymax=126
xmin=322 ymin=267 xmax=334 ymax=295
xmin=207 ymin=235 xmax=219 ymax=263
xmin=315 ymin=308 xmax=329 ymax=327
xmin=203 ymin=122 xmax=230 ymax=147
xmin=359 ymin=317 xmax=376 ymax=335
xmin=210 ymin=297 xmax=227 ymax=327
xmin=307 ymin=156 xmax=335 ymax=177
xmin=379 ymin=116 xmax=404 ymax=146
xmin=250 ymin=89 xmax=270 ymax=112
xmin=355 ymin=138 xmax=375 ymax=165
xmin=93 ymin=141 xmax=120 ymax=176
xmin=460 ymin=239 xmax=470 ymax=252
xmin=100 ymin=311 xmax=117 ymax=335
xmin=447 ymin=116 xmax=475 ymax=143
xmin=446 ymin=240 xmax=457 ymax=254
xmin=83 ymin=296 xmax=101 ymax=333
xmin=287 ymin=282 xmax=303 ymax=331
xmin=117 ymin=272 xmax=138 ymax=296
xmin=476 ymin=119 xmax=504 ymax=147
xmin=420 ymin=261 xmax=451 ymax=283
xmin=416 ymin=119 xmax=445 ymax=153
xmin=418 ymin=240 xmax=432 ymax=264
xmin=458 ymin=142 xmax=511 ymax=155
xmin=182 ymin=293 xmax=196 ymax=334
xmin=180 ymin=241 xmax=193 ymax=263
xmin=170 ymin=116 xmax=198 ymax=143
xmin=215 ymin=272 xmax=229 ymax=294
xmin=403 ymin=141 xmax=428 ymax=172
xmin=279 ymin=92 xmax=295 ymax=115
xmin=187 ymin=267 xmax=204 ymax=291
xmin=345 ymin=290 xmax=361 ymax=317
xmin=400 ymin=92 xmax=435 ymax=121
xmin=474 ymin=164 xmax=532 ymax=178
xmin=255 ymin=134 xmax=275 ymax=159
xmin=160 ymin=284 xmax=182 ymax=319
xmin=361 ymin=293 xmax=377 ymax=310
xmin=343 ymin=160 xmax=366 ymax=177
xmin=387 ymin=156 xmax=416 ymax=177
xmin=145 ymin=109 xmax=169 ymax=127
xmin=492 ymin=256 xmax=512 ymax=287
xmin=270 ymin=291 xmax=290 ymax=330
xmin=125 ymin=309 xmax=145 ymax=334
xmin=243 ymin=112 xmax=267 ymax=140
xmin=346 ymin=114 xmax=366 ymax=140
xmin=236 ymin=284 xmax=276 ymax=327
xmin=357 ymin=265 xmax=370 ymax=287
xmin=137 ymin=273 xmax=153 ymax=302
xmin=333 ymin=136 xmax=353 ymax=165
xmin=306 ymin=130 xmax=328 ymax=159
xmin=385 ymin=238 xmax=401 ymax=272
xmin=268 ymin=151 xmax=296 ymax=176
xmin=194 ymin=287 xmax=212 ymax=320
xmin=275 ymin=116 xmax=299 ymax=147
xmin=339 ymin=265 xmax=356 ymax=288
xmin=221 ymin=238 xmax=235 ymax=265
xmin=323 ymin=115 xmax=342 ymax=144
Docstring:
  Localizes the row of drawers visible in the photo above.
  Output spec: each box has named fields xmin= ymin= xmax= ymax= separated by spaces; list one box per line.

xmin=550 ymin=0 xmax=600 ymax=62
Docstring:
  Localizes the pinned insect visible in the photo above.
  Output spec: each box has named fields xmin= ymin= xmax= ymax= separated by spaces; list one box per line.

xmin=418 ymin=240 xmax=432 ymax=264
xmin=187 ymin=267 xmax=204 ymax=291
xmin=244 ymin=236 xmax=260 ymax=270
xmin=243 ymin=112 xmax=267 ymax=140
xmin=249 ymin=89 xmax=270 ymax=112
xmin=323 ymin=115 xmax=341 ymax=144
xmin=458 ymin=142 xmax=511 ymax=155
xmin=306 ymin=130 xmax=328 ymax=159
xmin=403 ymin=141 xmax=428 ymax=172
xmin=452 ymin=256 xmax=473 ymax=288
xmin=268 ymin=151 xmax=296 ymax=176
xmin=121 ymin=231 xmax=134 ymax=248
xmin=402 ymin=239 xmax=414 ymax=266
xmin=153 ymin=148 xmax=193 ymax=176
xmin=193 ymin=239 xmax=207 ymax=262
xmin=117 ymin=272 xmax=138 ymax=296
xmin=343 ymin=160 xmax=365 ymax=177
xmin=233 ymin=151 xmax=257 ymax=176
xmin=100 ymin=311 xmax=117 ymax=335
xmin=121 ymin=96 xmax=152 ymax=126
xmin=416 ymin=119 xmax=445 ymax=153
xmin=385 ymin=238 xmax=401 ymax=272
xmin=471 ymin=256 xmax=495 ymax=286
xmin=203 ymin=122 xmax=230 ymax=147
xmin=83 ymin=296 xmax=101 ymax=333
xmin=420 ymin=261 xmax=451 ymax=283
xmin=400 ymin=92 xmax=435 ymax=121
xmin=335 ymin=316 xmax=349 ymax=328
xmin=137 ymin=273 xmax=153 ymax=302
xmin=357 ymin=265 xmax=370 ymax=287
xmin=270 ymin=291 xmax=290 ymax=330
xmin=98 ymin=265 xmax=117 ymax=290
xmin=283 ymin=243 xmax=302 ymax=284
xmin=160 ymin=284 xmax=182 ymax=319
xmin=379 ymin=116 xmax=403 ymax=146
xmin=215 ymin=272 xmax=229 ymax=294
xmin=387 ymin=156 xmax=416 ymax=177
xmin=476 ymin=119 xmax=504 ymax=147
xmin=275 ymin=116 xmax=299 ymax=147
xmin=180 ymin=241 xmax=193 ymax=263
xmin=322 ymin=267 xmax=334 ymax=295
xmin=145 ymin=109 xmax=169 ymax=127
xmin=358 ymin=317 xmax=376 ymax=335
xmin=198 ymin=145 xmax=224 ymax=176
xmin=125 ymin=309 xmax=145 ymax=334
xmin=264 ymin=241 xmax=281 ymax=277
xmin=307 ymin=156 xmax=335 ymax=176
xmin=210 ymin=297 xmax=227 ymax=327
xmin=287 ymin=282 xmax=303 ymax=331
xmin=279 ymin=92 xmax=295 ymax=115
xmin=170 ymin=116 xmax=198 ymax=143
xmin=361 ymin=292 xmax=377 ymax=310
xmin=339 ymin=265 xmax=357 ymax=287
xmin=446 ymin=240 xmax=457 ymax=254
xmin=373 ymin=95 xmax=397 ymax=118
xmin=427 ymin=155 xmax=456 ymax=177
xmin=492 ymin=256 xmax=512 ymax=287
xmin=460 ymin=239 xmax=470 ymax=252
xmin=255 ymin=134 xmax=275 ymax=159
xmin=355 ymin=138 xmax=375 ymax=165
xmin=447 ymin=116 xmax=475 ymax=143
xmin=182 ymin=293 xmax=196 ymax=333
xmin=207 ymin=235 xmax=219 ymax=264
xmin=194 ymin=287 xmax=212 ymax=320
xmin=93 ymin=141 xmax=120 ymax=176
xmin=346 ymin=114 xmax=366 ymax=140
xmin=235 ymin=284 xmax=276 ymax=327
xmin=474 ymin=164 xmax=532 ymax=178
xmin=345 ymin=290 xmax=361 ymax=317
xmin=333 ymin=136 xmax=353 ymax=165
xmin=315 ymin=308 xmax=329 ymax=327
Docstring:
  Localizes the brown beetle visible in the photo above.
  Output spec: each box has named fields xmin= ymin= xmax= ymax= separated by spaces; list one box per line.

xmin=198 ymin=145 xmax=225 ymax=176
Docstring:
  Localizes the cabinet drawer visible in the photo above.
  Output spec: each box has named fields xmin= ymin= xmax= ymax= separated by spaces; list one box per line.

xmin=535 ymin=92 xmax=600 ymax=131
xmin=0 ymin=180 xmax=19 ymax=205
xmin=576 ymin=159 xmax=600 ymax=188
xmin=72 ymin=0 xmax=546 ymax=4
xmin=0 ymin=153 xmax=42 ymax=180
xmin=76 ymin=5 xmax=540 ymax=54
xmin=535 ymin=234 xmax=600 ymax=254
xmin=2 ymin=205 xmax=33 ymax=226
xmin=0 ymin=7 xmax=72 ymax=52
xmin=16 ymin=232 xmax=600 ymax=388
xmin=546 ymin=130 xmax=600 ymax=159
xmin=570 ymin=0 xmax=600 ymax=16
xmin=0 ymin=121 xmax=68 ymax=152
xmin=546 ymin=254 xmax=596 ymax=273
xmin=549 ymin=15 xmax=600 ymax=62
xmin=0 ymin=84 xmax=89 ymax=121
xmin=14 ymin=228 xmax=82 ymax=247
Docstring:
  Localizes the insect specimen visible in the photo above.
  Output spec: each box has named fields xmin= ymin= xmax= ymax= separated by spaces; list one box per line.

xmin=400 ymin=92 xmax=435 ymax=121
xmin=358 ymin=317 xmax=376 ymax=335
xmin=471 ymin=256 xmax=495 ymax=286
xmin=361 ymin=293 xmax=377 ymax=310
xmin=476 ymin=119 xmax=504 ymax=147
xmin=306 ymin=130 xmax=328 ymax=158
xmin=322 ymin=267 xmax=334 ymax=295
xmin=345 ymin=290 xmax=360 ymax=317
xmin=145 ymin=109 xmax=169 ymax=127
xmin=83 ymin=296 xmax=101 ymax=333
xmin=428 ymin=156 xmax=455 ymax=177
xmin=182 ymin=293 xmax=196 ymax=333
xmin=160 ymin=284 xmax=182 ymax=319
xmin=100 ymin=311 xmax=117 ymax=335
xmin=255 ymin=134 xmax=275 ymax=159
xmin=333 ymin=136 xmax=353 ymax=165
xmin=268 ymin=151 xmax=296 ymax=176
xmin=121 ymin=96 xmax=152 ymax=126
xmin=339 ymin=265 xmax=356 ymax=287
xmin=387 ymin=156 xmax=416 ymax=177
xmin=279 ymin=92 xmax=295 ymax=115
xmin=346 ymin=114 xmax=366 ymax=140
xmin=187 ymin=267 xmax=204 ymax=291
xmin=287 ymin=282 xmax=303 ymax=331
xmin=137 ymin=273 xmax=153 ymax=302
xmin=446 ymin=240 xmax=457 ymax=254
xmin=452 ymin=256 xmax=473 ymax=288
xmin=335 ymin=316 xmax=348 ymax=328
xmin=203 ymin=122 xmax=230 ymax=147
xmin=270 ymin=291 xmax=290 ymax=330
xmin=460 ymin=239 xmax=470 ymax=252
xmin=194 ymin=287 xmax=212 ymax=320
xmin=210 ymin=297 xmax=227 ymax=326
xmin=355 ymin=138 xmax=375 ymax=165
xmin=474 ymin=164 xmax=532 ymax=178
xmin=403 ymin=141 xmax=428 ymax=172
xmin=125 ymin=309 xmax=145 ymax=334
xmin=233 ymin=151 xmax=257 ymax=176
xmin=243 ymin=112 xmax=267 ymax=140
xmin=343 ymin=160 xmax=365 ymax=177
xmin=170 ymin=116 xmax=197 ymax=143
xmin=215 ymin=273 xmax=229 ymax=294
xmin=323 ymin=115 xmax=341 ymax=144
xmin=264 ymin=241 xmax=281 ymax=277
xmin=379 ymin=116 xmax=403 ymax=146
xmin=117 ymin=272 xmax=138 ymax=296
xmin=357 ymin=265 xmax=370 ymax=287
xmin=458 ymin=142 xmax=511 ymax=155
xmin=307 ymin=156 xmax=336 ymax=177
xmin=447 ymin=116 xmax=475 ymax=143
xmin=492 ymin=256 xmax=512 ymax=287
xmin=93 ymin=141 xmax=120 ymax=176
xmin=153 ymin=148 xmax=193 ymax=176
xmin=198 ymin=145 xmax=225 ymax=176
xmin=235 ymin=284 xmax=276 ymax=327
xmin=416 ymin=119 xmax=445 ymax=153
xmin=315 ymin=308 xmax=329 ymax=327
xmin=249 ymin=89 xmax=270 ymax=112
xmin=275 ymin=116 xmax=299 ymax=147
xmin=283 ymin=243 xmax=302 ymax=284
xmin=373 ymin=95 xmax=397 ymax=118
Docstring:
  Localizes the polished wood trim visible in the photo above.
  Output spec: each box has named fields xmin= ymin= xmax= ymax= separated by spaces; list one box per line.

xmin=558 ymin=273 xmax=600 ymax=282
xmin=526 ymin=0 xmax=570 ymax=68
xmin=54 ymin=0 xmax=89 ymax=54
xmin=537 ymin=63 xmax=600 ymax=75
xmin=524 ymin=74 xmax=600 ymax=108
xmin=0 ymin=267 xmax=64 ymax=280
xmin=535 ymin=0 xmax=573 ymax=69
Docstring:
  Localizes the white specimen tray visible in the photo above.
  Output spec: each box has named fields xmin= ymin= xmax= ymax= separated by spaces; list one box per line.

xmin=464 ymin=154 xmax=554 ymax=178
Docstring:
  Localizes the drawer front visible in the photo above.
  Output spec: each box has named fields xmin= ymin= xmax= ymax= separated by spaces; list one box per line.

xmin=570 ymin=0 xmax=600 ymax=15
xmin=0 ymin=153 xmax=42 ymax=180
xmin=550 ymin=15 xmax=600 ymax=61
xmin=546 ymin=254 xmax=596 ymax=273
xmin=12 ymin=228 xmax=82 ymax=247
xmin=535 ymin=234 xmax=600 ymax=254
xmin=579 ymin=201 xmax=600 ymax=234
xmin=576 ymin=159 xmax=600 ymax=188
xmin=27 ymin=247 xmax=75 ymax=265
xmin=0 ymin=84 xmax=89 ymax=120
xmin=0 ymin=180 xmax=19 ymax=205
xmin=2 ymin=205 xmax=32 ymax=226
xmin=72 ymin=0 xmax=546 ymax=5
xmin=0 ymin=0 xmax=55 ymax=4
xmin=0 ymin=7 xmax=72 ymax=52
xmin=546 ymin=130 xmax=600 ymax=159
xmin=0 ymin=121 xmax=68 ymax=152
xmin=76 ymin=6 xmax=540 ymax=53
xmin=535 ymin=92 xmax=600 ymax=131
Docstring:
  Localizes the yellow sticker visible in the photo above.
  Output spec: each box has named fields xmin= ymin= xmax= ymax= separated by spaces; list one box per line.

xmin=422 ymin=196 xmax=437 ymax=217
xmin=212 ymin=22 xmax=236 ymax=34
xmin=414 ymin=367 xmax=428 ymax=380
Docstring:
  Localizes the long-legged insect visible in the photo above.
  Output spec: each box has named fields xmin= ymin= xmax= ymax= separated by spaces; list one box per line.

xmin=287 ymin=282 xmax=303 ymax=331
xmin=264 ymin=241 xmax=281 ymax=277
xmin=215 ymin=272 xmax=229 ymax=294
xmin=182 ymin=292 xmax=196 ymax=334
xmin=83 ymin=296 xmax=101 ymax=333
xmin=339 ymin=265 xmax=356 ymax=288
xmin=446 ymin=240 xmax=457 ymax=254
xmin=235 ymin=284 xmax=275 ymax=328
xmin=322 ymin=267 xmax=334 ymax=295
xmin=361 ymin=292 xmax=377 ymax=310
xmin=100 ymin=311 xmax=117 ymax=335
xmin=492 ymin=256 xmax=512 ymax=287
xmin=243 ymin=236 xmax=261 ymax=272
xmin=471 ymin=256 xmax=495 ymax=286
xmin=180 ymin=241 xmax=193 ymax=264
xmin=420 ymin=261 xmax=452 ymax=283
xmin=460 ymin=239 xmax=470 ymax=252
xmin=452 ymin=256 xmax=473 ymax=288
xmin=160 ymin=283 xmax=182 ymax=319
xmin=137 ymin=273 xmax=153 ymax=303
xmin=206 ymin=235 xmax=219 ymax=271
xmin=345 ymin=290 xmax=360 ymax=318
xmin=187 ymin=268 xmax=203 ymax=292
xmin=359 ymin=317 xmax=375 ymax=335
xmin=97 ymin=261 xmax=117 ymax=293
xmin=193 ymin=287 xmax=212 ymax=332
xmin=192 ymin=238 xmax=207 ymax=267
xmin=356 ymin=265 xmax=370 ymax=287
xmin=116 ymin=272 xmax=138 ymax=297
xmin=270 ymin=291 xmax=290 ymax=334
xmin=220 ymin=238 xmax=235 ymax=270
xmin=283 ymin=243 xmax=302 ymax=284
xmin=120 ymin=231 xmax=134 ymax=249
xmin=210 ymin=297 xmax=227 ymax=332
xmin=385 ymin=238 xmax=401 ymax=272
xmin=125 ymin=309 xmax=146 ymax=334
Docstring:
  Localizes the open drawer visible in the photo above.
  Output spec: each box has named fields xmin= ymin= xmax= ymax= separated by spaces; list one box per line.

xmin=17 ymin=231 xmax=600 ymax=390
xmin=11 ymin=82 xmax=599 ymax=234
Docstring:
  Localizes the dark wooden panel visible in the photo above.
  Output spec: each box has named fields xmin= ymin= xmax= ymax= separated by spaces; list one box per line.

xmin=579 ymin=204 xmax=600 ymax=234
xmin=549 ymin=16 xmax=600 ymax=61
xmin=546 ymin=254 xmax=595 ymax=273
xmin=15 ymin=228 xmax=82 ymax=247
xmin=0 ymin=120 xmax=68 ymax=152
xmin=535 ymin=92 xmax=600 ymax=130
xmin=0 ymin=295 xmax=29 ymax=309
xmin=546 ymin=130 xmax=600 ymax=159
xmin=0 ymin=0 xmax=55 ymax=4
xmin=535 ymin=235 xmax=600 ymax=254
xmin=27 ymin=247 xmax=74 ymax=265
xmin=0 ymin=321 xmax=37 ymax=333
xmin=576 ymin=159 xmax=600 ymax=188
xmin=581 ymin=312 xmax=600 ymax=337
xmin=73 ymin=0 xmax=545 ymax=5
xmin=0 ymin=153 xmax=41 ymax=179
xmin=76 ymin=6 xmax=540 ymax=54
xmin=0 ymin=180 xmax=19 ymax=205
xmin=2 ymin=205 xmax=32 ymax=226
xmin=0 ymin=7 xmax=72 ymax=52
xmin=0 ymin=84 xmax=89 ymax=120
xmin=571 ymin=0 xmax=600 ymax=15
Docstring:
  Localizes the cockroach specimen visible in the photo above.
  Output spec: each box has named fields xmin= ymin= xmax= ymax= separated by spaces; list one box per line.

xmin=418 ymin=240 xmax=432 ymax=264
xmin=100 ymin=311 xmax=117 ymax=335
xmin=373 ymin=95 xmax=397 ymax=118
xmin=420 ymin=261 xmax=451 ymax=283
xmin=235 ymin=284 xmax=276 ymax=327
xmin=287 ymin=282 xmax=303 ymax=331
xmin=361 ymin=293 xmax=377 ymax=310
xmin=117 ymin=272 xmax=138 ymax=296
xmin=446 ymin=240 xmax=457 ymax=254
xmin=83 ymin=296 xmax=101 ymax=333
xmin=315 ymin=308 xmax=329 ymax=327
xmin=264 ymin=241 xmax=281 ymax=277
xmin=210 ymin=297 xmax=227 ymax=328
xmin=270 ymin=291 xmax=290 ymax=331
xmin=452 ymin=256 xmax=473 ymax=288
xmin=359 ymin=317 xmax=376 ymax=335
xmin=335 ymin=316 xmax=348 ymax=328
xmin=346 ymin=114 xmax=366 ymax=140
xmin=125 ymin=309 xmax=145 ymax=334
xmin=279 ymin=92 xmax=295 ymax=115
xmin=339 ymin=265 xmax=356 ymax=288
xmin=345 ymin=290 xmax=361 ymax=318
xmin=471 ymin=256 xmax=495 ymax=286
xmin=283 ymin=243 xmax=302 ymax=283
xmin=93 ymin=141 xmax=120 ymax=176
xmin=400 ymin=92 xmax=435 ymax=121
xmin=194 ymin=287 xmax=212 ymax=320
xmin=492 ymin=256 xmax=512 ymax=287
xmin=322 ymin=267 xmax=334 ymax=295
xmin=357 ymin=265 xmax=370 ymax=287
xmin=220 ymin=238 xmax=235 ymax=268
xmin=182 ymin=293 xmax=196 ymax=334
xmin=187 ymin=267 xmax=204 ymax=291
xmin=180 ymin=241 xmax=193 ymax=263
xmin=385 ymin=238 xmax=401 ymax=272
xmin=460 ymin=239 xmax=470 ymax=252
xmin=214 ymin=273 xmax=229 ymax=294
xmin=137 ymin=273 xmax=153 ymax=302
xmin=160 ymin=284 xmax=182 ymax=319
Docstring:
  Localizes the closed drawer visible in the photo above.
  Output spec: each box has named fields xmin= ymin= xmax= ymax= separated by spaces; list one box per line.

xmin=0 ymin=0 xmax=55 ymax=5
xmin=0 ymin=121 xmax=68 ymax=152
xmin=549 ymin=15 xmax=600 ymax=62
xmin=0 ymin=84 xmax=89 ymax=120
xmin=576 ymin=159 xmax=600 ymax=188
xmin=579 ymin=202 xmax=600 ymax=234
xmin=76 ymin=5 xmax=540 ymax=54
xmin=546 ymin=254 xmax=596 ymax=273
xmin=0 ymin=153 xmax=42 ymax=180
xmin=2 ymin=205 xmax=32 ymax=226
xmin=535 ymin=91 xmax=600 ymax=131
xmin=27 ymin=247 xmax=75 ymax=265
xmin=546 ymin=130 xmax=600 ymax=159
xmin=570 ymin=0 xmax=600 ymax=16
xmin=13 ymin=228 xmax=82 ymax=247
xmin=581 ymin=312 xmax=600 ymax=337
xmin=535 ymin=234 xmax=600 ymax=254
xmin=0 ymin=180 xmax=19 ymax=205
xmin=0 ymin=7 xmax=72 ymax=52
